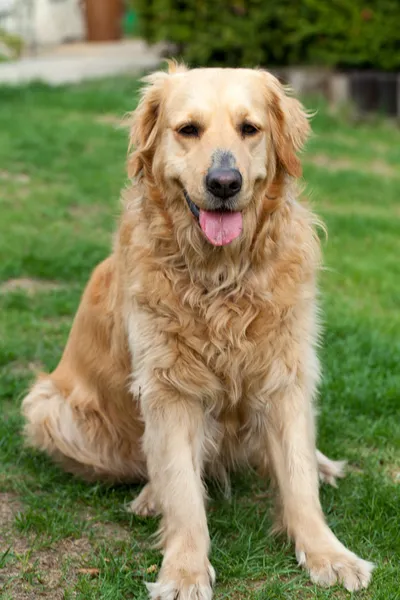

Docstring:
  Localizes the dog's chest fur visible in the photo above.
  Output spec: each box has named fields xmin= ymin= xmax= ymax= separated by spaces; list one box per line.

xmin=196 ymin=289 xmax=280 ymax=404
xmin=125 ymin=198 xmax=319 ymax=465
xmin=131 ymin=261 xmax=308 ymax=456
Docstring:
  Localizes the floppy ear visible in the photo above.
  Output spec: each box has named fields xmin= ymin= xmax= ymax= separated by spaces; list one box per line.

xmin=127 ymin=61 xmax=188 ymax=178
xmin=265 ymin=74 xmax=310 ymax=178
xmin=127 ymin=70 xmax=169 ymax=178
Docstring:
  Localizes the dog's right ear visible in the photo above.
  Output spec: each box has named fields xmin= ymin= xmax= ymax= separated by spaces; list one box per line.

xmin=259 ymin=71 xmax=310 ymax=179
xmin=127 ymin=70 xmax=169 ymax=178
xmin=127 ymin=61 xmax=187 ymax=178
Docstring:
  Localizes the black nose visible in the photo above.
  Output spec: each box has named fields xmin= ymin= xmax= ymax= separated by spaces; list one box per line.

xmin=206 ymin=168 xmax=242 ymax=199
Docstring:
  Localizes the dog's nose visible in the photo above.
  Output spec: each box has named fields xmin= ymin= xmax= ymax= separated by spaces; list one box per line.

xmin=206 ymin=168 xmax=242 ymax=199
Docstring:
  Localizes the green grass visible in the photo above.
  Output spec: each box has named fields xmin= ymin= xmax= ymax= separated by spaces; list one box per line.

xmin=0 ymin=79 xmax=399 ymax=599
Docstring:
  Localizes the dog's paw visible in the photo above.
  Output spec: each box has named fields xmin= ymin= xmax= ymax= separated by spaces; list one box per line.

xmin=146 ymin=563 xmax=215 ymax=600
xmin=296 ymin=546 xmax=374 ymax=591
xmin=126 ymin=484 xmax=159 ymax=517
xmin=316 ymin=450 xmax=347 ymax=488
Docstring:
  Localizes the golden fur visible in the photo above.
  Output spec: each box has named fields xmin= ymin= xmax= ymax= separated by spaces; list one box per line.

xmin=22 ymin=64 xmax=373 ymax=598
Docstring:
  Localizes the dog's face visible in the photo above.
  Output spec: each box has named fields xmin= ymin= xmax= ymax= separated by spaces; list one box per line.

xmin=129 ymin=65 xmax=309 ymax=247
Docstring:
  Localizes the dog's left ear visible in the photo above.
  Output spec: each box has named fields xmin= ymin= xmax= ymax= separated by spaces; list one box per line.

xmin=263 ymin=73 xmax=310 ymax=178
xmin=127 ymin=61 xmax=188 ymax=178
xmin=127 ymin=70 xmax=169 ymax=178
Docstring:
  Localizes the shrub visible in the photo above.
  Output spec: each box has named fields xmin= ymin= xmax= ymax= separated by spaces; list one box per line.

xmin=132 ymin=0 xmax=400 ymax=71
xmin=0 ymin=28 xmax=23 ymax=61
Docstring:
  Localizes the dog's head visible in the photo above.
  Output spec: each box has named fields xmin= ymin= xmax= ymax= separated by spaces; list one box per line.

xmin=128 ymin=63 xmax=309 ymax=248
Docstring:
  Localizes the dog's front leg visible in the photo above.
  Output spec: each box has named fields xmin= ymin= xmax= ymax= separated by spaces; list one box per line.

xmin=267 ymin=381 xmax=373 ymax=591
xmin=141 ymin=390 xmax=214 ymax=600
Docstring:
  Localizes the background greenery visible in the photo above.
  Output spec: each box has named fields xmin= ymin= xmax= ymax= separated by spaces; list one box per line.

xmin=0 ymin=77 xmax=399 ymax=598
xmin=0 ymin=28 xmax=23 ymax=62
xmin=133 ymin=0 xmax=400 ymax=70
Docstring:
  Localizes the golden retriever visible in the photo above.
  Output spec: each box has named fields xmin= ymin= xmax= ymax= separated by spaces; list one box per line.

xmin=22 ymin=63 xmax=373 ymax=598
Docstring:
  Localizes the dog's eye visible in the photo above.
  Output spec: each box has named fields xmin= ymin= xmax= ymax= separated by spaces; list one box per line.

xmin=240 ymin=122 xmax=259 ymax=137
xmin=178 ymin=124 xmax=200 ymax=137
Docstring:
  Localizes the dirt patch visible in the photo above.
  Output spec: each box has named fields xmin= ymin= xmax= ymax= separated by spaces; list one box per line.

xmin=390 ymin=470 xmax=400 ymax=484
xmin=0 ymin=496 xmax=94 ymax=600
xmin=369 ymin=159 xmax=399 ymax=177
xmin=319 ymin=200 xmax=400 ymax=219
xmin=95 ymin=114 xmax=123 ymax=127
xmin=7 ymin=361 xmax=44 ymax=377
xmin=0 ymin=278 xmax=62 ymax=295
xmin=68 ymin=202 xmax=109 ymax=220
xmin=0 ymin=511 xmax=138 ymax=599
xmin=0 ymin=170 xmax=30 ymax=184
xmin=382 ymin=461 xmax=400 ymax=484
xmin=0 ymin=537 xmax=92 ymax=600
xmin=91 ymin=520 xmax=131 ymax=543
xmin=218 ymin=578 xmax=270 ymax=599
xmin=0 ymin=492 xmax=23 ymax=529
xmin=307 ymin=153 xmax=398 ymax=177
xmin=0 ymin=493 xmax=29 ymax=557
xmin=330 ymin=134 xmax=390 ymax=155
xmin=0 ymin=504 xmax=136 ymax=595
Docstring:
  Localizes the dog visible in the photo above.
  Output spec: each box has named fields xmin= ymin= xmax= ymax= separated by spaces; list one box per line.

xmin=22 ymin=63 xmax=373 ymax=598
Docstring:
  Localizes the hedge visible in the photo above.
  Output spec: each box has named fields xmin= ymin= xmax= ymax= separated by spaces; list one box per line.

xmin=133 ymin=0 xmax=400 ymax=71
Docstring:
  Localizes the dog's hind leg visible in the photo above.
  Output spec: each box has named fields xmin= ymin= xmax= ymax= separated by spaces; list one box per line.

xmin=317 ymin=449 xmax=346 ymax=487
xmin=126 ymin=483 xmax=160 ymax=517
xmin=22 ymin=377 xmax=146 ymax=483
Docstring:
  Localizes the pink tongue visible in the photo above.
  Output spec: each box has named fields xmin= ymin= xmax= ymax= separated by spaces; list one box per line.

xmin=199 ymin=210 xmax=243 ymax=246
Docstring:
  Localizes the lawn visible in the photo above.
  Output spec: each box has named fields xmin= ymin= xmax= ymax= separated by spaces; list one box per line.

xmin=0 ymin=77 xmax=399 ymax=600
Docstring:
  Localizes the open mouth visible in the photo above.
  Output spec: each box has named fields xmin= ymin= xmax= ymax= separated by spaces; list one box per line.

xmin=184 ymin=191 xmax=243 ymax=247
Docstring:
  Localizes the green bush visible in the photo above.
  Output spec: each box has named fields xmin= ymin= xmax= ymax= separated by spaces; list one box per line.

xmin=0 ymin=28 xmax=23 ymax=61
xmin=133 ymin=0 xmax=400 ymax=70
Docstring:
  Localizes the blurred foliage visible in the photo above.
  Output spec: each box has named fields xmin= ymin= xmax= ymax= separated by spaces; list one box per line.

xmin=0 ymin=28 xmax=23 ymax=61
xmin=132 ymin=0 xmax=400 ymax=70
